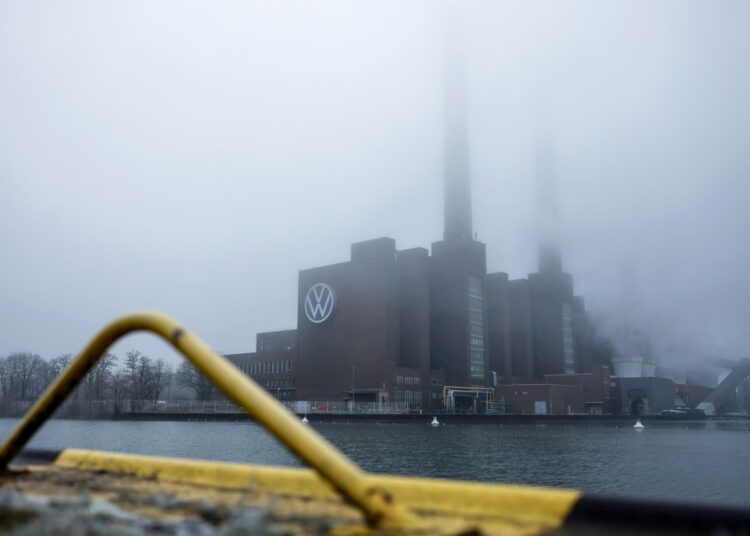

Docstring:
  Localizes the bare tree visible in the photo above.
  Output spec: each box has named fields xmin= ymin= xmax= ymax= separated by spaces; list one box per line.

xmin=0 ymin=356 xmax=8 ymax=401
xmin=124 ymin=350 xmax=155 ymax=410
xmin=40 ymin=353 xmax=71 ymax=390
xmin=4 ymin=352 xmax=45 ymax=401
xmin=149 ymin=359 xmax=173 ymax=403
xmin=81 ymin=352 xmax=117 ymax=401
xmin=110 ymin=368 xmax=128 ymax=414
xmin=176 ymin=361 xmax=215 ymax=401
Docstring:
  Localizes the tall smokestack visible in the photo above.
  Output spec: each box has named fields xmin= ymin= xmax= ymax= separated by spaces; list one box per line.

xmin=535 ymin=134 xmax=563 ymax=273
xmin=442 ymin=11 xmax=473 ymax=242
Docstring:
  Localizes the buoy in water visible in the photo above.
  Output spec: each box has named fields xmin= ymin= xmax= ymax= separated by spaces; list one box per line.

xmin=430 ymin=416 xmax=440 ymax=427
xmin=634 ymin=419 xmax=644 ymax=430
xmin=301 ymin=416 xmax=309 ymax=424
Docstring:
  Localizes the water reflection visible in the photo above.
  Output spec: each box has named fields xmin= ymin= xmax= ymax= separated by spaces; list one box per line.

xmin=1 ymin=419 xmax=748 ymax=506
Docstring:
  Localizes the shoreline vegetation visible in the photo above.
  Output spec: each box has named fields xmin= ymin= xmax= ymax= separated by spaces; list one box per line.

xmin=0 ymin=352 xmax=740 ymax=423
xmin=0 ymin=350 xmax=217 ymax=419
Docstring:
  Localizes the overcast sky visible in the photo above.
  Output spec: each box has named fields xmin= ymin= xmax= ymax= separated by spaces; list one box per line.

xmin=1 ymin=1 xmax=748 ymax=368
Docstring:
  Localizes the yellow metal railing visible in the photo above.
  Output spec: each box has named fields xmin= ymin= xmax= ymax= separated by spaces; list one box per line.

xmin=0 ymin=312 xmax=421 ymax=530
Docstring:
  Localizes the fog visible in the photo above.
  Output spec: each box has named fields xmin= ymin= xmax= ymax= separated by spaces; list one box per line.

xmin=1 ymin=1 xmax=748 ymax=368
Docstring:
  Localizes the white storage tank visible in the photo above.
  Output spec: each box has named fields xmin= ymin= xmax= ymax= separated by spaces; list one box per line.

xmin=612 ymin=357 xmax=643 ymax=378
xmin=642 ymin=359 xmax=657 ymax=377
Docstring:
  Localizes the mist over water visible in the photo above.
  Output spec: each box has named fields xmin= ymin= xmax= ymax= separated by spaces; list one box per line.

xmin=1 ymin=1 xmax=749 ymax=370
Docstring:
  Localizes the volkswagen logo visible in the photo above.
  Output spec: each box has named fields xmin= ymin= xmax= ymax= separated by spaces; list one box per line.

xmin=304 ymin=283 xmax=335 ymax=324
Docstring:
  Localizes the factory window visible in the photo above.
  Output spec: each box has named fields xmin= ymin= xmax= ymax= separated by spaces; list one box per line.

xmin=468 ymin=276 xmax=485 ymax=377
xmin=414 ymin=377 xmax=420 ymax=385
xmin=413 ymin=391 xmax=422 ymax=407
xmin=562 ymin=302 xmax=576 ymax=373
xmin=405 ymin=376 xmax=413 ymax=384
xmin=405 ymin=391 xmax=413 ymax=404
xmin=468 ymin=276 xmax=483 ymax=297
xmin=470 ymin=337 xmax=484 ymax=349
xmin=397 ymin=376 xmax=404 ymax=384
xmin=395 ymin=391 xmax=404 ymax=403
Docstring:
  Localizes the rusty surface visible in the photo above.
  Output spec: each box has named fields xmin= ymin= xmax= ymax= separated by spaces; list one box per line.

xmin=0 ymin=465 xmax=576 ymax=535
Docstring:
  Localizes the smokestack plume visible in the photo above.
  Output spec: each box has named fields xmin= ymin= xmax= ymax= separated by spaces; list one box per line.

xmin=535 ymin=133 xmax=563 ymax=273
xmin=442 ymin=9 xmax=473 ymax=242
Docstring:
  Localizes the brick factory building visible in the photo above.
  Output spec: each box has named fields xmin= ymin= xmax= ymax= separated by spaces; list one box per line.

xmin=225 ymin=35 xmax=612 ymax=412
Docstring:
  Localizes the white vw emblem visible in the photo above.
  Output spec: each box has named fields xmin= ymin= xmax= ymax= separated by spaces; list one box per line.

xmin=304 ymin=283 xmax=335 ymax=323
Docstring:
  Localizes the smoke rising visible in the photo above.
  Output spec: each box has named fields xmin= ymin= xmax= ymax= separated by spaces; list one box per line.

xmin=1 ymin=1 xmax=748 ymax=369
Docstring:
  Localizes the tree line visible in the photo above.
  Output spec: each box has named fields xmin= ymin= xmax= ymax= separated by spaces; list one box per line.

xmin=0 ymin=350 xmax=218 ymax=417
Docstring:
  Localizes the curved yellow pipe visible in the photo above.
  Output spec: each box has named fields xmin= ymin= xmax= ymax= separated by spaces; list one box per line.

xmin=0 ymin=311 xmax=420 ymax=529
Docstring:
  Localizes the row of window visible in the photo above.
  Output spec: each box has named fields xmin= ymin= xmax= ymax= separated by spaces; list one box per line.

xmin=258 ymin=342 xmax=295 ymax=352
xmin=239 ymin=359 xmax=294 ymax=376
xmin=470 ymin=336 xmax=484 ymax=349
xmin=468 ymin=277 xmax=486 ymax=378
xmin=394 ymin=390 xmax=422 ymax=407
xmin=562 ymin=302 xmax=576 ymax=373
xmin=430 ymin=378 xmax=445 ymax=386
xmin=468 ymin=276 xmax=483 ymax=297
xmin=396 ymin=375 xmax=420 ymax=385
xmin=260 ymin=379 xmax=295 ymax=388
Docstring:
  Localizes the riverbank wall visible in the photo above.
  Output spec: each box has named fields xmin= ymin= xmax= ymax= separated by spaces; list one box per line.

xmin=111 ymin=412 xmax=709 ymax=423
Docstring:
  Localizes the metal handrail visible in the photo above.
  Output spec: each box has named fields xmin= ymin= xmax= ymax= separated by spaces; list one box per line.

xmin=0 ymin=311 xmax=420 ymax=530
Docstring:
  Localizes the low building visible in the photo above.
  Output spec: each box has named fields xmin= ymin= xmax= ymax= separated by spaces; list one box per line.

xmin=615 ymin=377 xmax=675 ymax=415
xmin=495 ymin=384 xmax=583 ymax=415
xmin=544 ymin=366 xmax=612 ymax=414
xmin=225 ymin=329 xmax=297 ymax=400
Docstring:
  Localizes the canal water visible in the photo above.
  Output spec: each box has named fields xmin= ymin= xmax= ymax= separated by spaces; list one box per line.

xmin=2 ymin=418 xmax=749 ymax=507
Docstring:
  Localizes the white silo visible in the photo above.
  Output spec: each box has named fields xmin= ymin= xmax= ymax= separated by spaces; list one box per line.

xmin=642 ymin=359 xmax=657 ymax=377
xmin=612 ymin=357 xmax=643 ymax=378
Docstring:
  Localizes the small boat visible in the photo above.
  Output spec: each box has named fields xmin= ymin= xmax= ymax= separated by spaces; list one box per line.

xmin=634 ymin=419 xmax=645 ymax=430
xmin=301 ymin=416 xmax=309 ymax=424
xmin=430 ymin=416 xmax=440 ymax=427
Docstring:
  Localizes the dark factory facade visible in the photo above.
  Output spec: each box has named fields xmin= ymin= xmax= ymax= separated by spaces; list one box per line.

xmin=225 ymin=32 xmax=612 ymax=412
xmin=225 ymin=177 xmax=609 ymax=411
